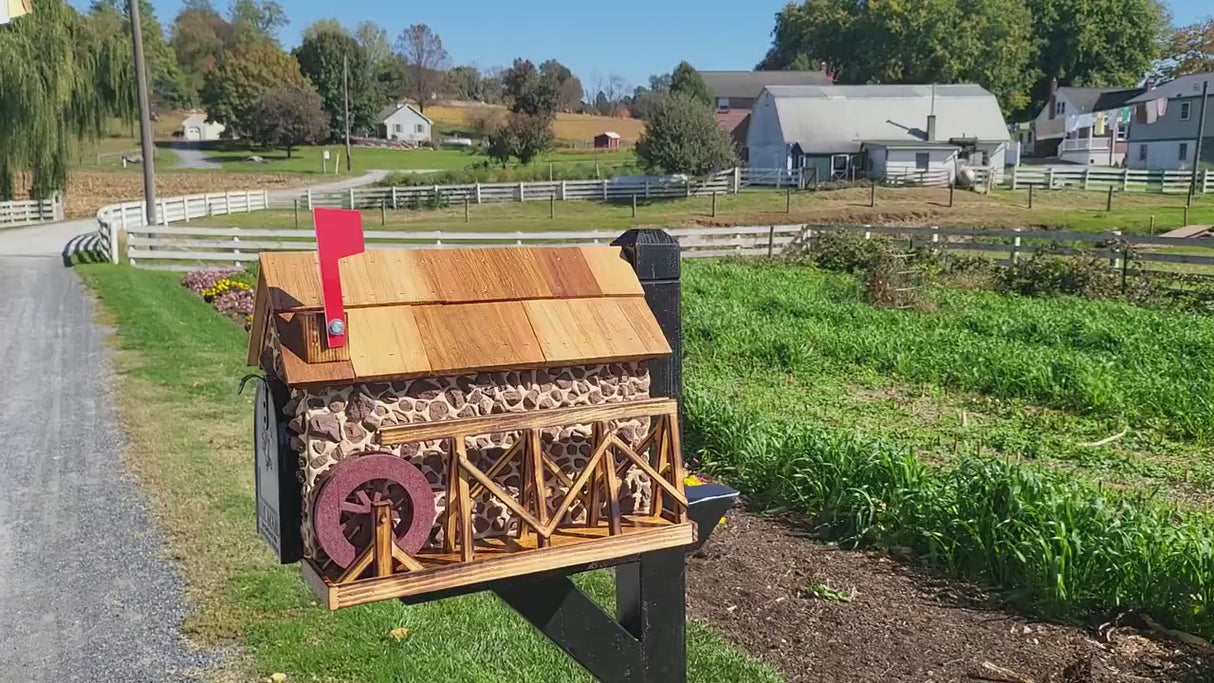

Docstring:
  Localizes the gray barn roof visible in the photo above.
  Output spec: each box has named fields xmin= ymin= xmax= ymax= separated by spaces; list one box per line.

xmin=1127 ymin=73 xmax=1214 ymax=103
xmin=376 ymin=103 xmax=433 ymax=123
xmin=700 ymin=70 xmax=831 ymax=100
xmin=762 ymin=84 xmax=1010 ymax=154
xmin=1056 ymin=86 xmax=1146 ymax=114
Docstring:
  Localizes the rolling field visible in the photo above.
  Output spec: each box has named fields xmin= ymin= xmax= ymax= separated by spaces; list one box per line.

xmin=424 ymin=101 xmax=646 ymax=143
xmin=681 ymin=259 xmax=1214 ymax=638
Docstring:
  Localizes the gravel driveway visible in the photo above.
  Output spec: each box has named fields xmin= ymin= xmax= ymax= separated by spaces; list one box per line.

xmin=168 ymin=141 xmax=221 ymax=170
xmin=0 ymin=257 xmax=215 ymax=681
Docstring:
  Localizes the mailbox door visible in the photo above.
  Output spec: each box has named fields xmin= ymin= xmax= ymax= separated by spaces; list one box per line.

xmin=254 ymin=377 xmax=303 ymax=563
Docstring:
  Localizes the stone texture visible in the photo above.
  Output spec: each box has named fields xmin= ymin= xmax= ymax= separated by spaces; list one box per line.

xmin=290 ymin=363 xmax=654 ymax=562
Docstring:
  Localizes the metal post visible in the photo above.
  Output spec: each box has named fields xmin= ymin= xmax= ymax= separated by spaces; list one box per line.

xmin=294 ymin=199 xmax=299 ymax=228
xmin=549 ymin=193 xmax=555 ymax=219
xmin=1189 ymin=79 xmax=1209 ymax=207
xmin=1150 ymin=214 xmax=1156 ymax=234
xmin=711 ymin=192 xmax=716 ymax=218
xmin=949 ymin=182 xmax=955 ymax=207
xmin=127 ymin=0 xmax=157 ymax=225
xmin=464 ymin=198 xmax=470 ymax=223
xmin=1106 ymin=186 xmax=1113 ymax=212
xmin=381 ymin=200 xmax=386 ymax=226
xmin=785 ymin=188 xmax=791 ymax=214
xmin=768 ymin=225 xmax=775 ymax=257
xmin=1028 ymin=184 xmax=1034 ymax=209
xmin=870 ymin=181 xmax=876 ymax=207
xmin=1184 ymin=206 xmax=1189 ymax=226
xmin=632 ymin=194 xmax=637 ymax=218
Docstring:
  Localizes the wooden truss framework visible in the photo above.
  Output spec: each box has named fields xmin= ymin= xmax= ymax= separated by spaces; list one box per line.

xmin=306 ymin=398 xmax=694 ymax=609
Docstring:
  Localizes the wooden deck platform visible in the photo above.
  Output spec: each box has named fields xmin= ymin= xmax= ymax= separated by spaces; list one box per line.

xmin=303 ymin=516 xmax=696 ymax=610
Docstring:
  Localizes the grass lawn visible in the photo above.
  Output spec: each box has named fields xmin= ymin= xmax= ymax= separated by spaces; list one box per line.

xmin=192 ymin=184 xmax=1214 ymax=237
xmin=75 ymin=264 xmax=781 ymax=682
xmin=680 ymin=259 xmax=1214 ymax=638
xmin=423 ymin=103 xmax=646 ymax=143
xmin=71 ymin=114 xmax=187 ymax=171
xmin=195 ymin=142 xmax=637 ymax=176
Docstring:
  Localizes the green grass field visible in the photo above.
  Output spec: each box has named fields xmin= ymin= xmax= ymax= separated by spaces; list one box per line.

xmin=681 ymin=259 xmax=1214 ymax=638
xmin=191 ymin=142 xmax=637 ymax=176
xmin=192 ymin=185 xmax=1214 ymax=237
xmin=75 ymin=264 xmax=780 ymax=683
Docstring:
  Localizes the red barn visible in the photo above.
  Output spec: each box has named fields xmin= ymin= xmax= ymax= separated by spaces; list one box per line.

xmin=593 ymin=131 xmax=621 ymax=149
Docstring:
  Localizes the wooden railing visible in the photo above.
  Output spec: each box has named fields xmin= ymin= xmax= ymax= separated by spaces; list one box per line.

xmin=376 ymin=398 xmax=686 ymax=566
xmin=0 ymin=195 xmax=63 ymax=229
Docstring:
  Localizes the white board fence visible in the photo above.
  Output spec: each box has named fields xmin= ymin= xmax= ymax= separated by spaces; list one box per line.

xmin=1009 ymin=167 xmax=1214 ymax=193
xmin=0 ymin=195 xmax=63 ymax=229
xmin=96 ymin=189 xmax=271 ymax=263
xmin=120 ymin=221 xmax=1214 ymax=275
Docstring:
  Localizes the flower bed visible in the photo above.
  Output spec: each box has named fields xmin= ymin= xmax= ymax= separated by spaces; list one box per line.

xmin=182 ymin=268 xmax=255 ymax=328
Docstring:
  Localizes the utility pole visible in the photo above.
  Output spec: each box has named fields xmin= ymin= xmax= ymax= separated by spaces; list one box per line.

xmin=128 ymin=0 xmax=157 ymax=224
xmin=1189 ymin=79 xmax=1209 ymax=207
xmin=343 ymin=53 xmax=352 ymax=173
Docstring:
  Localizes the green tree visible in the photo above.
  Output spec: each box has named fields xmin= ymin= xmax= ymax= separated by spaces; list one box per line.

xmin=170 ymin=0 xmax=233 ymax=102
xmin=539 ymin=59 xmax=583 ymax=112
xmin=499 ymin=112 xmax=553 ymax=164
xmin=1026 ymin=0 xmax=1167 ymax=113
xmin=1160 ymin=19 xmax=1214 ymax=80
xmin=759 ymin=0 xmax=1163 ymax=119
xmin=635 ymin=93 xmax=737 ymax=176
xmin=448 ymin=64 xmax=483 ymax=100
xmin=0 ymin=0 xmax=134 ymax=198
xmin=249 ymin=85 xmax=329 ymax=157
xmin=502 ymin=58 xmax=558 ymax=117
xmin=228 ymin=0 xmax=286 ymax=45
xmin=201 ymin=40 xmax=310 ymax=138
xmin=293 ymin=23 xmax=379 ymax=138
xmin=669 ymin=61 xmax=712 ymax=107
xmin=92 ymin=0 xmax=190 ymax=108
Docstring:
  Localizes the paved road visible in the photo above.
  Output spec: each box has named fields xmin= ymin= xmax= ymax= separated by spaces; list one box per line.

xmin=167 ymin=141 xmax=221 ymax=170
xmin=0 ymin=257 xmax=216 ymax=681
xmin=0 ymin=169 xmax=390 ymax=259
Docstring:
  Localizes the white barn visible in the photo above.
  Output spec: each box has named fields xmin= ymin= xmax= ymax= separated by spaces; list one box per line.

xmin=747 ymin=84 xmax=1011 ymax=183
xmin=377 ymin=103 xmax=433 ymax=143
xmin=181 ymin=113 xmax=225 ymax=141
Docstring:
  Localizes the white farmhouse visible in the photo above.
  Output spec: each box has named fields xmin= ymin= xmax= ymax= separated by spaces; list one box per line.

xmin=377 ymin=103 xmax=433 ymax=143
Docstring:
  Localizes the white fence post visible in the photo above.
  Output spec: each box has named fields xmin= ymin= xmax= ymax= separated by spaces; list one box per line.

xmin=518 ymin=182 xmax=525 ymax=202
xmin=307 ymin=189 xmax=313 ymax=210
xmin=602 ymin=179 xmax=608 ymax=200
xmin=475 ymin=183 xmax=482 ymax=204
xmin=1123 ymin=168 xmax=1130 ymax=191
xmin=232 ymin=227 xmax=241 ymax=267
xmin=391 ymin=186 xmax=398 ymax=209
xmin=1083 ymin=167 xmax=1090 ymax=190
xmin=1047 ymin=168 xmax=1055 ymax=189
xmin=560 ymin=180 xmax=567 ymax=201
xmin=1110 ymin=229 xmax=1122 ymax=269
xmin=733 ymin=167 xmax=741 ymax=194
xmin=224 ymin=194 xmax=231 ymax=215
xmin=1012 ymin=228 xmax=1022 ymax=263
xmin=349 ymin=188 xmax=356 ymax=209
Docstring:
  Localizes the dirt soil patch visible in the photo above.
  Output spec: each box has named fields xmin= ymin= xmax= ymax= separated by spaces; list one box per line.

xmin=687 ymin=510 xmax=1212 ymax=682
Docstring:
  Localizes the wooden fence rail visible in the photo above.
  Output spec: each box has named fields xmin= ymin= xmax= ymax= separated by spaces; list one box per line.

xmin=119 ymin=220 xmax=1214 ymax=275
xmin=0 ymin=195 xmax=63 ymax=229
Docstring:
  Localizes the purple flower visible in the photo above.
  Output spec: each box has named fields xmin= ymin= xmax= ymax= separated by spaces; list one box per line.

xmin=181 ymin=269 xmax=241 ymax=294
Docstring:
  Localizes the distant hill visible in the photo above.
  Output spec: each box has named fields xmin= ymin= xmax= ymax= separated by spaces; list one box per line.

xmin=424 ymin=101 xmax=646 ymax=144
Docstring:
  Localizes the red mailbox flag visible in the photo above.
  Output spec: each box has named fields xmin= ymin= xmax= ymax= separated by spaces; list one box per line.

xmin=313 ymin=208 xmax=365 ymax=349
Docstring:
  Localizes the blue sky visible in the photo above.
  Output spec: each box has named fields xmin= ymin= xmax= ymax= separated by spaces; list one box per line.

xmin=137 ymin=0 xmax=1210 ymax=90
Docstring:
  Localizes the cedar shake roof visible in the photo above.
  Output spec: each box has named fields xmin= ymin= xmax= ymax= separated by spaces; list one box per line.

xmin=248 ymin=246 xmax=671 ymax=387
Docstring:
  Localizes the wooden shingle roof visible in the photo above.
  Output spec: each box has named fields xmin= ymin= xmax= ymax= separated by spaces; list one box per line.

xmin=249 ymin=246 xmax=671 ymax=387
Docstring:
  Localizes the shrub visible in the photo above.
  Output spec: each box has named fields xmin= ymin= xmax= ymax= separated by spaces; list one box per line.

xmin=635 ymin=92 xmax=737 ymax=175
xmin=805 ymin=229 xmax=895 ymax=273
xmin=997 ymin=253 xmax=1122 ymax=300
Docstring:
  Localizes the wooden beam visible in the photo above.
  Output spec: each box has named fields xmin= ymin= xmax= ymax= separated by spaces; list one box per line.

xmin=444 ymin=437 xmax=460 ymax=553
xmin=461 ymin=456 xmax=548 ymax=536
xmin=665 ymin=415 xmax=688 ymax=523
xmin=373 ymin=500 xmax=394 ymax=577
xmin=306 ymin=522 xmax=696 ymax=610
xmin=455 ymin=438 xmax=475 ymax=563
xmin=589 ymin=422 xmax=605 ymax=528
xmin=379 ymin=398 xmax=677 ymax=445
xmin=468 ymin=439 xmax=524 ymax=499
xmin=609 ymin=434 xmax=687 ymax=509
xmin=602 ymin=433 xmax=622 ymax=536
xmin=527 ymin=428 xmax=550 ymax=548
xmin=544 ymin=435 xmax=612 ymax=537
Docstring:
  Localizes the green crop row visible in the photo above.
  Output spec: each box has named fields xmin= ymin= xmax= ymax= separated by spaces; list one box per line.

xmin=682 ymin=260 xmax=1214 ymax=441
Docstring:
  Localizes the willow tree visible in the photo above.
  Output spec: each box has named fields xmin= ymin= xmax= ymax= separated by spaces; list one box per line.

xmin=0 ymin=0 xmax=134 ymax=199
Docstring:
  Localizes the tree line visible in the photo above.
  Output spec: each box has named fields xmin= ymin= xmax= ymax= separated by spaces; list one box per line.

xmin=758 ymin=0 xmax=1211 ymax=119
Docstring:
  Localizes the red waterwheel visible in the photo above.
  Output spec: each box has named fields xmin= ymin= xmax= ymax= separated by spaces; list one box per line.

xmin=313 ymin=453 xmax=436 ymax=569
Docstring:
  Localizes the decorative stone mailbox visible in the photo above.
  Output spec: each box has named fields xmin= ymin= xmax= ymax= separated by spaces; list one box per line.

xmin=250 ymin=211 xmax=737 ymax=682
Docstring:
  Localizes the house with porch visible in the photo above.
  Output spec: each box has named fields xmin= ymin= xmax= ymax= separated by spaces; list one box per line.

xmin=746 ymin=84 xmax=1010 ymax=184
xmin=1027 ymin=79 xmax=1145 ymax=165
xmin=1125 ymin=73 xmax=1214 ymax=171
